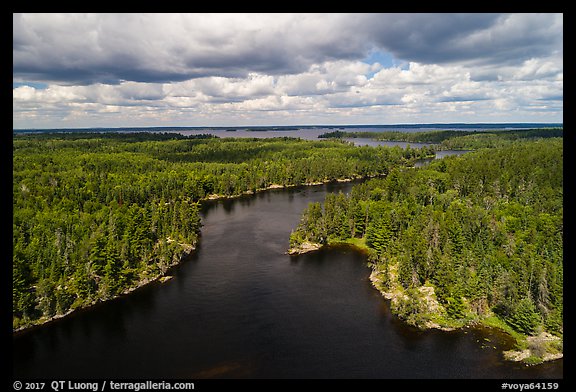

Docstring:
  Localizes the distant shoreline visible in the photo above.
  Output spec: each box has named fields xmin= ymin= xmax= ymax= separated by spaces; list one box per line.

xmin=13 ymin=122 xmax=563 ymax=134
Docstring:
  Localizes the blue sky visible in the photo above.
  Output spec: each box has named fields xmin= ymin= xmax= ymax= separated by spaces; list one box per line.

xmin=13 ymin=13 xmax=563 ymax=128
xmin=13 ymin=82 xmax=47 ymax=89
xmin=364 ymin=50 xmax=404 ymax=68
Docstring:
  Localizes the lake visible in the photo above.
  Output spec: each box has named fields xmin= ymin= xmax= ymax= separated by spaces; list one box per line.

xmin=13 ymin=181 xmax=562 ymax=379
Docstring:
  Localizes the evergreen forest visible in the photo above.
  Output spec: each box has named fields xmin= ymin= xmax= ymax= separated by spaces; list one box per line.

xmin=13 ymin=132 xmax=431 ymax=330
xmin=289 ymin=136 xmax=563 ymax=362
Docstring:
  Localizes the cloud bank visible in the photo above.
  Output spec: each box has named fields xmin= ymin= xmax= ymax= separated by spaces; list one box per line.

xmin=13 ymin=13 xmax=563 ymax=128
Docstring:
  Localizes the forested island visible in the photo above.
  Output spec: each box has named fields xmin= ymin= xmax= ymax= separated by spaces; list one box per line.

xmin=319 ymin=127 xmax=563 ymax=150
xmin=289 ymin=130 xmax=563 ymax=364
xmin=13 ymin=132 xmax=433 ymax=331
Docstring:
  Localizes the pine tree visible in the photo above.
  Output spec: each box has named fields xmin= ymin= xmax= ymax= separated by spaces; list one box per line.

xmin=507 ymin=297 xmax=542 ymax=335
xmin=365 ymin=216 xmax=392 ymax=256
xmin=103 ymin=239 xmax=122 ymax=297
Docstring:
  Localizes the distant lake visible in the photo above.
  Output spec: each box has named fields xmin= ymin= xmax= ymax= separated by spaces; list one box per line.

xmin=14 ymin=123 xmax=562 ymax=140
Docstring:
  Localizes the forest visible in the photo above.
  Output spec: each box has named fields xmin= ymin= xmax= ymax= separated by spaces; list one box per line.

xmin=13 ymin=132 xmax=432 ymax=330
xmin=319 ymin=127 xmax=563 ymax=150
xmin=289 ymin=137 xmax=563 ymax=363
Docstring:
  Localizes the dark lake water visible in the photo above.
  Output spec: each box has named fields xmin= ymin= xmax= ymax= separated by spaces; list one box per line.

xmin=13 ymin=181 xmax=562 ymax=379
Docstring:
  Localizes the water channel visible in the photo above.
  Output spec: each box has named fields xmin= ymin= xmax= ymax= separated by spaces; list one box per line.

xmin=13 ymin=180 xmax=562 ymax=379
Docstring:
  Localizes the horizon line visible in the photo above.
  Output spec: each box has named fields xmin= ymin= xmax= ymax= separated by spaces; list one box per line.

xmin=13 ymin=122 xmax=564 ymax=132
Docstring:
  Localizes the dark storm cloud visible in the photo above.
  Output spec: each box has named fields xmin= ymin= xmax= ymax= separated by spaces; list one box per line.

xmin=13 ymin=13 xmax=562 ymax=86
xmin=362 ymin=13 xmax=562 ymax=67
xmin=13 ymin=13 xmax=368 ymax=85
xmin=363 ymin=13 xmax=503 ymax=63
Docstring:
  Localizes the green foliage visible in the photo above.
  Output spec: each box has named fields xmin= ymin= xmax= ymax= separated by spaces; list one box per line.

xmin=365 ymin=215 xmax=392 ymax=255
xmin=545 ymin=307 xmax=563 ymax=335
xmin=444 ymin=295 xmax=466 ymax=319
xmin=506 ymin=297 xmax=542 ymax=335
xmin=439 ymin=128 xmax=563 ymax=150
xmin=13 ymin=132 xmax=423 ymax=330
xmin=318 ymin=130 xmax=349 ymax=139
xmin=391 ymin=288 xmax=430 ymax=329
xmin=319 ymin=128 xmax=562 ymax=150
xmin=290 ymin=137 xmax=563 ymax=338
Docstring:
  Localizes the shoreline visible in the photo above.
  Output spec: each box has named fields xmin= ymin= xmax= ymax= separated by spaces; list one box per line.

xmin=286 ymin=241 xmax=323 ymax=255
xmin=13 ymin=175 xmax=367 ymax=335
xmin=367 ymin=269 xmax=563 ymax=366
xmin=13 ymin=243 xmax=195 ymax=335
xmin=203 ymin=176 xmax=364 ymax=202
xmin=9 ymin=155 xmax=448 ymax=335
xmin=14 ymin=148 xmax=436 ymax=333
xmin=287 ymin=240 xmax=563 ymax=366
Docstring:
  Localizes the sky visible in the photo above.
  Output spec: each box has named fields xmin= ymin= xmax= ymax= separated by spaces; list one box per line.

xmin=13 ymin=13 xmax=563 ymax=129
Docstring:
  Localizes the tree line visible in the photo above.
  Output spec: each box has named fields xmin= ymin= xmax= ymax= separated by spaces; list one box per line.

xmin=290 ymin=138 xmax=563 ymax=351
xmin=318 ymin=127 xmax=563 ymax=150
xmin=13 ymin=132 xmax=432 ymax=330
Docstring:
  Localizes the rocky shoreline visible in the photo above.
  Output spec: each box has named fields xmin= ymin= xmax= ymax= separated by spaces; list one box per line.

xmin=368 ymin=268 xmax=563 ymax=365
xmin=205 ymin=177 xmax=360 ymax=201
xmin=286 ymin=240 xmax=563 ymax=366
xmin=286 ymin=241 xmax=322 ymax=255
xmin=13 ymin=242 xmax=195 ymax=334
xmin=503 ymin=333 xmax=564 ymax=364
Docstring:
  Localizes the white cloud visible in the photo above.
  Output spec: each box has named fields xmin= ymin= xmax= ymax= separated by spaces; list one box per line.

xmin=13 ymin=85 xmax=83 ymax=103
xmin=13 ymin=57 xmax=564 ymax=127
xmin=13 ymin=13 xmax=563 ymax=127
xmin=14 ymin=13 xmax=563 ymax=85
xmin=276 ymin=60 xmax=371 ymax=96
xmin=512 ymin=57 xmax=563 ymax=81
